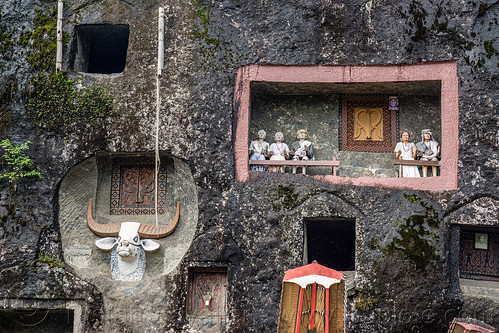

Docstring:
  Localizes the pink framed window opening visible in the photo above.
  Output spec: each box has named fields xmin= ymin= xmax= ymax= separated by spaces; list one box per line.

xmin=233 ymin=62 xmax=459 ymax=191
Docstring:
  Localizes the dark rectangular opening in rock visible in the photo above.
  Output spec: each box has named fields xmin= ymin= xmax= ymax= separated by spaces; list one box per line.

xmin=0 ymin=309 xmax=74 ymax=333
xmin=72 ymin=24 xmax=130 ymax=74
xmin=305 ymin=218 xmax=355 ymax=271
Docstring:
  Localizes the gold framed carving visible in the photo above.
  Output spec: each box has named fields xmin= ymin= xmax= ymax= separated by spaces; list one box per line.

xmin=353 ymin=107 xmax=384 ymax=141
xmin=339 ymin=95 xmax=398 ymax=153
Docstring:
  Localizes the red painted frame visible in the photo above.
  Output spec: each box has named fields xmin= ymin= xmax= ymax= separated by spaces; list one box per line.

xmin=233 ymin=62 xmax=459 ymax=191
xmin=340 ymin=95 xmax=397 ymax=152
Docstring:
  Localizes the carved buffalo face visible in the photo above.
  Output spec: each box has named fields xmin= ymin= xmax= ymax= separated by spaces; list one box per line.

xmin=95 ymin=222 xmax=160 ymax=259
xmin=86 ymin=199 xmax=180 ymax=281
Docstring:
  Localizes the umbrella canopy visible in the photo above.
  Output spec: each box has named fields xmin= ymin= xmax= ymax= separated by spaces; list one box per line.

xmin=278 ymin=262 xmax=345 ymax=333
xmin=283 ymin=262 xmax=344 ymax=288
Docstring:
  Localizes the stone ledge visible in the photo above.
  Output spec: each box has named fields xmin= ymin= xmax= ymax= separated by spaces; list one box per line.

xmin=460 ymin=278 xmax=499 ymax=303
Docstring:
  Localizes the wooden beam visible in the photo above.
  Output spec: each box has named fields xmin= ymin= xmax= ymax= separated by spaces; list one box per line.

xmin=393 ymin=159 xmax=440 ymax=167
xmin=249 ymin=159 xmax=340 ymax=176
xmin=55 ymin=0 xmax=63 ymax=72
xmin=249 ymin=159 xmax=340 ymax=167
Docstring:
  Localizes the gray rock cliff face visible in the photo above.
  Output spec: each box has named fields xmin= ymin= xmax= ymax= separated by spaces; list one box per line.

xmin=0 ymin=0 xmax=498 ymax=332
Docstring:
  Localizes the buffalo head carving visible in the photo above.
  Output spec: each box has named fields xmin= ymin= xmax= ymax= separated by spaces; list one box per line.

xmin=86 ymin=198 xmax=180 ymax=281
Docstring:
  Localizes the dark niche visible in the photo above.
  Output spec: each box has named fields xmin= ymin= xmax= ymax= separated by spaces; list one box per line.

xmin=71 ymin=24 xmax=130 ymax=74
xmin=305 ymin=218 xmax=356 ymax=271
xmin=0 ymin=309 xmax=74 ymax=333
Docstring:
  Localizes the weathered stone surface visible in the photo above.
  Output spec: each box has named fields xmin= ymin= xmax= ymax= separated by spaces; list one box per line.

xmin=0 ymin=0 xmax=498 ymax=332
xmin=447 ymin=197 xmax=499 ymax=226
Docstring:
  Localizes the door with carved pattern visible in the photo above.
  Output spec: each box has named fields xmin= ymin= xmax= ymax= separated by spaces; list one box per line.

xmin=187 ymin=270 xmax=227 ymax=333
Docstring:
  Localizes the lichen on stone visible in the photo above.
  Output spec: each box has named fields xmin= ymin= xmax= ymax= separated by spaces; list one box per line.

xmin=192 ymin=1 xmax=249 ymax=83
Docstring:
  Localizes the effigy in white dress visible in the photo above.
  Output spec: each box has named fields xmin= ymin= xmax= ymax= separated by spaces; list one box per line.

xmin=394 ymin=142 xmax=420 ymax=177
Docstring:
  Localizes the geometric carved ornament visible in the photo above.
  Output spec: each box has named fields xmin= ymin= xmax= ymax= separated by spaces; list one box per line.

xmin=339 ymin=95 xmax=398 ymax=153
xmin=110 ymin=157 xmax=167 ymax=215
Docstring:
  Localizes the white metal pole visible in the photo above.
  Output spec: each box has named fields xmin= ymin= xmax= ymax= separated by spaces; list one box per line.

xmin=56 ymin=0 xmax=63 ymax=72
xmin=157 ymin=7 xmax=165 ymax=76
xmin=155 ymin=7 xmax=165 ymax=230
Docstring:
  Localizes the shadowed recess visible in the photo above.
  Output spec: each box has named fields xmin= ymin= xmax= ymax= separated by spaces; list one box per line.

xmin=72 ymin=24 xmax=130 ymax=74
xmin=306 ymin=219 xmax=356 ymax=271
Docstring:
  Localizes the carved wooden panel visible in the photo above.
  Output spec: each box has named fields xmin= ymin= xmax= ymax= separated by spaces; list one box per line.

xmin=460 ymin=230 xmax=499 ymax=279
xmin=339 ymin=95 xmax=398 ymax=152
xmin=353 ymin=107 xmax=384 ymax=141
xmin=110 ymin=157 xmax=167 ymax=215
xmin=187 ymin=272 xmax=227 ymax=315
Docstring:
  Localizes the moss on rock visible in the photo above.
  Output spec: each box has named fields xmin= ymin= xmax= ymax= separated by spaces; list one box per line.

xmin=381 ymin=194 xmax=441 ymax=270
xmin=0 ymin=24 xmax=15 ymax=60
xmin=22 ymin=6 xmax=70 ymax=72
xmin=27 ymin=72 xmax=114 ymax=137
xmin=0 ymin=78 xmax=16 ymax=134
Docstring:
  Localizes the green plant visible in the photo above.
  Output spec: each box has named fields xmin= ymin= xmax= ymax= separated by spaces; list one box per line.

xmin=0 ymin=139 xmax=43 ymax=191
xmin=28 ymin=72 xmax=114 ymax=136
xmin=34 ymin=253 xmax=65 ymax=268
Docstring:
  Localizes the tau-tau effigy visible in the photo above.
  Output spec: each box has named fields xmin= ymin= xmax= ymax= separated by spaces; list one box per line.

xmin=290 ymin=129 xmax=314 ymax=175
xmin=416 ymin=129 xmax=440 ymax=177
xmin=394 ymin=131 xmax=420 ymax=178
xmin=249 ymin=129 xmax=270 ymax=171
xmin=268 ymin=132 xmax=290 ymax=173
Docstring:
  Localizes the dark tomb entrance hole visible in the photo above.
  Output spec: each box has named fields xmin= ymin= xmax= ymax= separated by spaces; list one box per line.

xmin=72 ymin=24 xmax=129 ymax=74
xmin=0 ymin=309 xmax=74 ymax=333
xmin=305 ymin=218 xmax=355 ymax=271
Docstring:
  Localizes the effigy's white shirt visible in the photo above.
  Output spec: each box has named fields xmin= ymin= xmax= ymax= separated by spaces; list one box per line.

xmin=269 ymin=142 xmax=289 ymax=157
xmin=249 ymin=140 xmax=269 ymax=156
